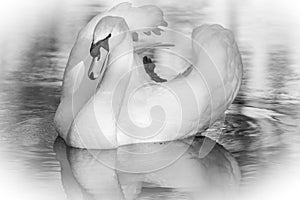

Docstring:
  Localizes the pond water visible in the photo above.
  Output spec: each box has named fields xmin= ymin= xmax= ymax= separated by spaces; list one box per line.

xmin=0 ymin=0 xmax=300 ymax=199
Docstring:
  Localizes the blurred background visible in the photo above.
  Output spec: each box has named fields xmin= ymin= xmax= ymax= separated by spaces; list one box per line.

xmin=0 ymin=0 xmax=300 ymax=199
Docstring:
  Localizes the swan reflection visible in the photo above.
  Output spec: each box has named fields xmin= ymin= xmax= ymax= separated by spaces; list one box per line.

xmin=54 ymin=136 xmax=240 ymax=200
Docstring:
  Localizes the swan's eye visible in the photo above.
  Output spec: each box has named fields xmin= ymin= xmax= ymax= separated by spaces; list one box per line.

xmin=90 ymin=43 xmax=100 ymax=58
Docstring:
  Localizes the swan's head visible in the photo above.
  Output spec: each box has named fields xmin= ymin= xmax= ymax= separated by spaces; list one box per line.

xmin=88 ymin=16 xmax=129 ymax=80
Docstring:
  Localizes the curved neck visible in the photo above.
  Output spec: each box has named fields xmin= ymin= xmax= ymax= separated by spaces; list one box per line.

xmin=97 ymin=32 xmax=134 ymax=93
xmin=56 ymin=29 xmax=134 ymax=137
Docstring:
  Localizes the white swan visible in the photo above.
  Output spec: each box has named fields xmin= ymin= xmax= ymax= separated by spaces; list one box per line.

xmin=54 ymin=2 xmax=243 ymax=149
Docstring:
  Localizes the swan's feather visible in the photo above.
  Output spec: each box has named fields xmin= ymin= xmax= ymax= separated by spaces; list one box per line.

xmin=77 ymin=2 xmax=168 ymax=41
xmin=109 ymin=2 xmax=168 ymax=39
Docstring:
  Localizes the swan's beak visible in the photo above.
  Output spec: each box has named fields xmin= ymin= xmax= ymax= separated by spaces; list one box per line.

xmin=88 ymin=33 xmax=111 ymax=80
xmin=88 ymin=47 xmax=109 ymax=80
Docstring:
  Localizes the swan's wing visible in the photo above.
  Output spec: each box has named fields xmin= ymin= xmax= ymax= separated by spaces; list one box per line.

xmin=78 ymin=2 xmax=168 ymax=41
xmin=191 ymin=24 xmax=243 ymax=103
xmin=109 ymin=2 xmax=168 ymax=39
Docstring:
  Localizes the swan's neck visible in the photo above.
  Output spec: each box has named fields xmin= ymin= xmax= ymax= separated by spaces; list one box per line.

xmin=98 ymin=33 xmax=134 ymax=93
xmin=55 ymin=31 xmax=134 ymax=138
